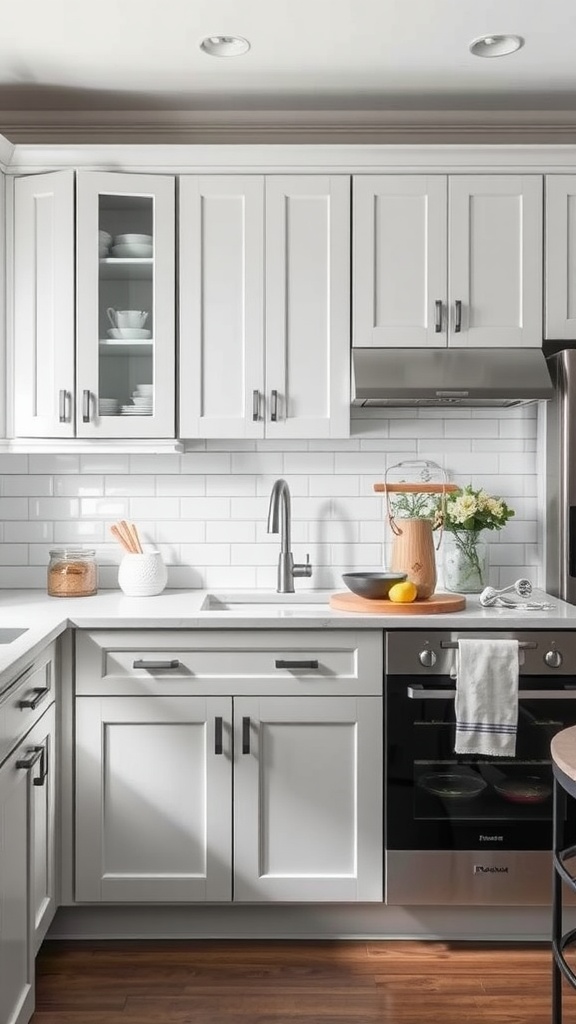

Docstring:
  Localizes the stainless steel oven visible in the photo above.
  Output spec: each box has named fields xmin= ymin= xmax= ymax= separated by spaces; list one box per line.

xmin=385 ymin=630 xmax=576 ymax=906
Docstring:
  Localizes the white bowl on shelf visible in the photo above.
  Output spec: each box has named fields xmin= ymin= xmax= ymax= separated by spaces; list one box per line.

xmin=114 ymin=233 xmax=153 ymax=245
xmin=135 ymin=383 xmax=153 ymax=394
xmin=107 ymin=328 xmax=152 ymax=341
xmin=99 ymin=230 xmax=113 ymax=245
xmin=111 ymin=243 xmax=153 ymax=258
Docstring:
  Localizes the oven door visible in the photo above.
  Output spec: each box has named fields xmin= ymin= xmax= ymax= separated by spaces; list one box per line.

xmin=385 ymin=675 xmax=576 ymax=905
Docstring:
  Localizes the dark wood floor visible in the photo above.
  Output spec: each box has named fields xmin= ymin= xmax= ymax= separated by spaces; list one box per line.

xmin=31 ymin=939 xmax=576 ymax=1024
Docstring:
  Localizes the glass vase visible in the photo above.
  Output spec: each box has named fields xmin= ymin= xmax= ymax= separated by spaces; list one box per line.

xmin=443 ymin=530 xmax=489 ymax=594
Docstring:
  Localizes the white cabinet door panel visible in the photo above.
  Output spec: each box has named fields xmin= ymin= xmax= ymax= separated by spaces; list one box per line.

xmin=449 ymin=175 xmax=543 ymax=348
xmin=265 ymin=176 xmax=350 ymax=438
xmin=0 ymin=743 xmax=34 ymax=1024
xmin=76 ymin=696 xmax=232 ymax=902
xmin=13 ymin=170 xmax=75 ymax=437
xmin=27 ymin=703 xmax=57 ymax=950
xmin=76 ymin=171 xmax=176 ymax=438
xmin=179 ymin=177 xmax=265 ymax=438
xmin=545 ymin=175 xmax=576 ymax=339
xmin=234 ymin=696 xmax=382 ymax=902
xmin=353 ymin=176 xmax=447 ymax=348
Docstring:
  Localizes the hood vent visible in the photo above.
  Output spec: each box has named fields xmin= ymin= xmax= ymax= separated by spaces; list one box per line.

xmin=352 ymin=348 xmax=554 ymax=408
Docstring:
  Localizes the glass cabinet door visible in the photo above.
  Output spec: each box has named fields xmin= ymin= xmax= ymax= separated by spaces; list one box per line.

xmin=76 ymin=172 xmax=175 ymax=438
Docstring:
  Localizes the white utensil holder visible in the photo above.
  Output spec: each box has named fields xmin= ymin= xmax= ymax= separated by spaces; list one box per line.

xmin=118 ymin=550 xmax=168 ymax=597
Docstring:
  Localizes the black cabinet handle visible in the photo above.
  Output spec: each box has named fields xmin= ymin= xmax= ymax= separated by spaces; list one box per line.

xmin=215 ymin=717 xmax=223 ymax=755
xmin=454 ymin=299 xmax=462 ymax=333
xmin=16 ymin=746 xmax=43 ymax=773
xmin=33 ymin=745 xmax=48 ymax=786
xmin=133 ymin=659 xmax=180 ymax=670
xmin=19 ymin=687 xmax=50 ymax=710
xmin=275 ymin=659 xmax=319 ymax=670
xmin=242 ymin=716 xmax=251 ymax=754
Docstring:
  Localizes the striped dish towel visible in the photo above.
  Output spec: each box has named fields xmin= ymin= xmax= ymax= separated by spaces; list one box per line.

xmin=454 ymin=638 xmax=519 ymax=757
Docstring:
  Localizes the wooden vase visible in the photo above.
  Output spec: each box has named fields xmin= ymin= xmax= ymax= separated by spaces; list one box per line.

xmin=390 ymin=518 xmax=437 ymax=599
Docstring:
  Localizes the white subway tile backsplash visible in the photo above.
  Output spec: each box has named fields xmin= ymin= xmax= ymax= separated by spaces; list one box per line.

xmin=53 ymin=520 xmax=105 ymax=543
xmin=283 ymin=453 xmax=335 ymax=475
xmin=157 ymin=475 xmax=206 ymax=496
xmin=0 ymin=408 xmax=542 ymax=589
xmin=232 ymin=453 xmax=284 ymax=475
xmin=155 ymin=521 xmax=205 ymax=543
xmin=180 ymin=453 xmax=231 ymax=474
xmin=4 ymin=521 xmax=53 ymax=542
xmin=105 ymin=475 xmax=155 ymax=497
xmin=0 ymin=544 xmax=28 ymax=565
xmin=29 ymin=454 xmax=79 ymax=474
xmin=129 ymin=454 xmax=181 ymax=474
xmin=55 ymin=475 xmax=104 ymax=497
xmin=3 ymin=475 xmax=53 ymax=497
xmin=208 ymin=521 xmax=255 ymax=543
xmin=181 ymin=543 xmax=231 ymax=566
xmin=129 ymin=497 xmax=180 ymax=520
xmin=206 ymin=475 xmax=256 ymax=497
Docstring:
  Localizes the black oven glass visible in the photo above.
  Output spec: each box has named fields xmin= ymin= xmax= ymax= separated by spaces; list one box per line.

xmin=386 ymin=675 xmax=576 ymax=851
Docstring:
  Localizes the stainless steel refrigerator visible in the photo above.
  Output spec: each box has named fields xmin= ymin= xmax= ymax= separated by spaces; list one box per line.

xmin=546 ymin=347 xmax=576 ymax=603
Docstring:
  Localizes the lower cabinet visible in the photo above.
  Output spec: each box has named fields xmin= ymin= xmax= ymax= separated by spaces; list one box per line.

xmin=0 ymin=646 xmax=56 ymax=1024
xmin=75 ymin=629 xmax=383 ymax=904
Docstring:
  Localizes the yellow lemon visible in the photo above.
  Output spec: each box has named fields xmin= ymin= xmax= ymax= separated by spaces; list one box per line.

xmin=388 ymin=580 xmax=418 ymax=603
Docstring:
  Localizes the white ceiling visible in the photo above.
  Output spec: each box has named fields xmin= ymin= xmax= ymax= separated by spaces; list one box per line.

xmin=1 ymin=0 xmax=576 ymax=113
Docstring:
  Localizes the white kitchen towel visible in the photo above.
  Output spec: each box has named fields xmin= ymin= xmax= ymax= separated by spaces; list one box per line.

xmin=454 ymin=638 xmax=519 ymax=757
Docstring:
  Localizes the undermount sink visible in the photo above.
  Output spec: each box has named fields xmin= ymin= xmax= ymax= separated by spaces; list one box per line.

xmin=201 ymin=592 xmax=330 ymax=613
xmin=0 ymin=627 xmax=28 ymax=644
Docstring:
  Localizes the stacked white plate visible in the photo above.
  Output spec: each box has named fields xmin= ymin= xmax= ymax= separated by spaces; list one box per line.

xmin=121 ymin=404 xmax=152 ymax=416
xmin=98 ymin=397 xmax=119 ymax=416
xmin=135 ymin=383 xmax=153 ymax=395
xmin=107 ymin=328 xmax=152 ymax=341
xmin=111 ymin=234 xmax=153 ymax=259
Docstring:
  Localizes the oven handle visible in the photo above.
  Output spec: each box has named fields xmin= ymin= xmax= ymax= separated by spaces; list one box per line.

xmin=406 ymin=685 xmax=576 ymax=700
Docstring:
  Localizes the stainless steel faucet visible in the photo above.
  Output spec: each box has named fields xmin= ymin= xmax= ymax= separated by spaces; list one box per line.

xmin=267 ymin=479 xmax=312 ymax=593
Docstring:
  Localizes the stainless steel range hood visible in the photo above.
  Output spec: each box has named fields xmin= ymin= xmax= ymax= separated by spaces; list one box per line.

xmin=352 ymin=348 xmax=554 ymax=408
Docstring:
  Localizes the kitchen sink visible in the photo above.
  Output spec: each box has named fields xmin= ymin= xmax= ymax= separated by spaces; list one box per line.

xmin=0 ymin=627 xmax=28 ymax=644
xmin=201 ymin=592 xmax=330 ymax=613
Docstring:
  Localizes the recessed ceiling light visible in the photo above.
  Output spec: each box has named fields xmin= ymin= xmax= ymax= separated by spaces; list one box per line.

xmin=200 ymin=35 xmax=251 ymax=57
xmin=469 ymin=34 xmax=524 ymax=58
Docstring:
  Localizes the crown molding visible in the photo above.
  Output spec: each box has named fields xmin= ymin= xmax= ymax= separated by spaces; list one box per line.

xmin=1 ymin=108 xmax=576 ymax=145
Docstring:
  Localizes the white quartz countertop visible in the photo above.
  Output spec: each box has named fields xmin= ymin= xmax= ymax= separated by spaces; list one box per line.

xmin=0 ymin=586 xmax=575 ymax=692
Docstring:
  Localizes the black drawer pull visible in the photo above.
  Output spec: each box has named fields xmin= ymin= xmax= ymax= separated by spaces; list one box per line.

xmin=242 ymin=716 xmax=251 ymax=754
xmin=33 ymin=745 xmax=48 ymax=786
xmin=133 ymin=659 xmax=181 ymax=670
xmin=275 ymin=659 xmax=319 ymax=670
xmin=215 ymin=717 xmax=223 ymax=755
xmin=16 ymin=746 xmax=43 ymax=773
xmin=19 ymin=686 xmax=50 ymax=710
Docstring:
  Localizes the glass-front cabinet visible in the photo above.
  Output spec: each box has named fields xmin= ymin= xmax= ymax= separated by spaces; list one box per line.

xmin=13 ymin=170 xmax=175 ymax=439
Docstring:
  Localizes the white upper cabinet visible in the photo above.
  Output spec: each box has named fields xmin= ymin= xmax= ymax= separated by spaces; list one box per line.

xmin=353 ymin=174 xmax=543 ymax=349
xmin=179 ymin=175 xmax=350 ymax=439
xmin=13 ymin=170 xmax=176 ymax=439
xmin=545 ymin=175 xmax=576 ymax=339
xmin=13 ymin=170 xmax=75 ymax=438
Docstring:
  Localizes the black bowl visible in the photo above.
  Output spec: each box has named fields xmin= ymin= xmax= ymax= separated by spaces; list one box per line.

xmin=342 ymin=571 xmax=408 ymax=600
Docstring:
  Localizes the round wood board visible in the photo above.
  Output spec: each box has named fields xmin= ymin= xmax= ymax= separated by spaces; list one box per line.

xmin=329 ymin=592 xmax=466 ymax=615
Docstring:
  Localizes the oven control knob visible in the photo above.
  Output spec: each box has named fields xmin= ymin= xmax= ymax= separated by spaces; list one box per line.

xmin=418 ymin=649 xmax=437 ymax=668
xmin=545 ymin=649 xmax=563 ymax=668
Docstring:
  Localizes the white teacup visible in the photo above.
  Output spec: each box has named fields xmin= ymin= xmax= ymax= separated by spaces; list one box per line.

xmin=107 ymin=308 xmax=149 ymax=329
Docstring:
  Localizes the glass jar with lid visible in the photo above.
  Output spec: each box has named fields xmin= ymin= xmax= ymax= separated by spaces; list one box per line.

xmin=47 ymin=549 xmax=98 ymax=598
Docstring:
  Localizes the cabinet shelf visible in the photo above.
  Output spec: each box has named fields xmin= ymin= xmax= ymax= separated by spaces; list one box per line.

xmin=99 ymin=340 xmax=153 ymax=356
xmin=99 ymin=257 xmax=153 ymax=280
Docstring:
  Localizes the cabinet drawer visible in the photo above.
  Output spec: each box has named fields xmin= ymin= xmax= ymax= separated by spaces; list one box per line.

xmin=75 ymin=630 xmax=382 ymax=696
xmin=0 ymin=643 xmax=56 ymax=766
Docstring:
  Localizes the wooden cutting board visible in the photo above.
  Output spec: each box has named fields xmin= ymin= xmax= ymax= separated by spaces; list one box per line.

xmin=329 ymin=592 xmax=466 ymax=614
